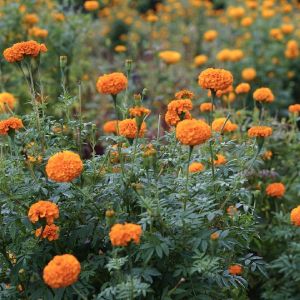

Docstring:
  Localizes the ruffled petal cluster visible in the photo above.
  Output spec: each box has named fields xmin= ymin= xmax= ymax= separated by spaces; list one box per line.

xmin=109 ymin=223 xmax=142 ymax=247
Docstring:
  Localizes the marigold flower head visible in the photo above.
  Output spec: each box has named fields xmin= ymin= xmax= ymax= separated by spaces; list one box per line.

xmin=242 ymin=68 xmax=256 ymax=81
xmin=214 ymin=154 xmax=227 ymax=166
xmin=3 ymin=40 xmax=47 ymax=63
xmin=35 ymin=224 xmax=59 ymax=241
xmin=158 ymin=51 xmax=181 ymax=64
xmin=248 ymin=126 xmax=272 ymax=138
xmin=43 ymin=254 xmax=81 ymax=288
xmin=198 ymin=68 xmax=233 ymax=91
xmin=46 ymin=151 xmax=83 ymax=182
xmin=235 ymin=83 xmax=251 ymax=94
xmin=52 ymin=12 xmax=65 ymax=22
xmin=168 ymin=99 xmax=193 ymax=114
xmin=118 ymin=118 xmax=146 ymax=139
xmin=241 ymin=16 xmax=253 ymax=27
xmin=253 ymin=88 xmax=275 ymax=103
xmin=96 ymin=72 xmax=128 ymax=95
xmin=28 ymin=200 xmax=59 ymax=225
xmin=189 ymin=162 xmax=205 ymax=173
xmin=165 ymin=110 xmax=192 ymax=127
xmin=289 ymin=104 xmax=300 ymax=114
xmin=0 ymin=117 xmax=23 ymax=135
xmin=281 ymin=24 xmax=294 ymax=34
xmin=285 ymin=40 xmax=299 ymax=59
xmin=28 ymin=27 xmax=48 ymax=38
xmin=175 ymin=89 xmax=194 ymax=100
xmin=23 ymin=13 xmax=39 ymax=25
xmin=227 ymin=205 xmax=238 ymax=216
xmin=291 ymin=206 xmax=300 ymax=227
xmin=84 ymin=0 xmax=100 ymax=11
xmin=203 ymin=30 xmax=218 ymax=42
xmin=200 ymin=102 xmax=215 ymax=112
xmin=262 ymin=150 xmax=272 ymax=160
xmin=103 ymin=120 xmax=118 ymax=134
xmin=194 ymin=54 xmax=208 ymax=66
xmin=228 ymin=264 xmax=243 ymax=275
xmin=0 ymin=92 xmax=16 ymax=112
xmin=114 ymin=45 xmax=127 ymax=53
xmin=210 ymin=232 xmax=219 ymax=240
xmin=109 ymin=223 xmax=142 ymax=247
xmin=266 ymin=182 xmax=285 ymax=198
xmin=212 ymin=118 xmax=238 ymax=133
xmin=129 ymin=106 xmax=151 ymax=117
xmin=176 ymin=119 xmax=211 ymax=146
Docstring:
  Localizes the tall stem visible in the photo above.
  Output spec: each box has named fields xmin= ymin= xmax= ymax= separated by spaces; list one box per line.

xmin=184 ymin=146 xmax=193 ymax=211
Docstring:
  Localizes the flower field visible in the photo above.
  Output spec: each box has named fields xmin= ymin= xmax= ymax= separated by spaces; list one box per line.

xmin=0 ymin=0 xmax=300 ymax=299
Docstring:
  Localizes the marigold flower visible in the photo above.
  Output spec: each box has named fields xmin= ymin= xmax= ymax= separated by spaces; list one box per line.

xmin=228 ymin=265 xmax=243 ymax=275
xmin=0 ymin=117 xmax=23 ymax=135
xmin=118 ymin=118 xmax=146 ymax=139
xmin=212 ymin=118 xmax=238 ymax=133
xmin=35 ymin=224 xmax=59 ymax=241
xmin=165 ymin=110 xmax=192 ymax=127
xmin=288 ymin=104 xmax=300 ymax=114
xmin=175 ymin=89 xmax=194 ymax=100
xmin=3 ymin=40 xmax=47 ymax=63
xmin=203 ymin=30 xmax=218 ymax=42
xmin=262 ymin=150 xmax=273 ymax=160
xmin=114 ymin=45 xmax=127 ymax=53
xmin=43 ymin=254 xmax=81 ymax=288
xmin=281 ymin=24 xmax=294 ymax=34
xmin=84 ymin=0 xmax=100 ymax=11
xmin=210 ymin=232 xmax=219 ymax=240
xmin=198 ymin=68 xmax=233 ymax=92
xmin=189 ymin=162 xmax=205 ymax=173
xmin=242 ymin=68 xmax=256 ymax=81
xmin=214 ymin=154 xmax=227 ymax=166
xmin=291 ymin=206 xmax=300 ymax=226
xmin=253 ymin=88 xmax=275 ymax=103
xmin=129 ymin=106 xmax=151 ymax=117
xmin=235 ymin=83 xmax=251 ymax=94
xmin=241 ymin=17 xmax=253 ymax=27
xmin=216 ymin=49 xmax=231 ymax=62
xmin=46 ymin=151 xmax=83 ymax=182
xmin=52 ymin=12 xmax=65 ymax=22
xmin=158 ymin=51 xmax=181 ymax=64
xmin=285 ymin=40 xmax=299 ymax=59
xmin=23 ymin=13 xmax=39 ymax=25
xmin=266 ymin=182 xmax=285 ymax=198
xmin=103 ymin=120 xmax=118 ymax=134
xmin=96 ymin=72 xmax=128 ymax=95
xmin=194 ymin=55 xmax=208 ymax=67
xmin=200 ymin=102 xmax=215 ymax=112
xmin=28 ymin=27 xmax=48 ymax=38
xmin=248 ymin=126 xmax=272 ymax=138
xmin=28 ymin=200 xmax=59 ymax=225
xmin=0 ymin=92 xmax=16 ymax=112
xmin=176 ymin=119 xmax=211 ymax=146
xmin=109 ymin=223 xmax=142 ymax=247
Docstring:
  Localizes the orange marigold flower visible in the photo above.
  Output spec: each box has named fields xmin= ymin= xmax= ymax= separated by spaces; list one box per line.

xmin=103 ymin=120 xmax=118 ymax=134
xmin=96 ymin=72 xmax=128 ymax=95
xmin=118 ymin=118 xmax=146 ymax=139
xmin=291 ymin=206 xmax=300 ymax=226
xmin=214 ymin=154 xmax=227 ymax=166
xmin=248 ymin=126 xmax=272 ymax=138
xmin=0 ymin=117 xmax=23 ymax=135
xmin=266 ymin=182 xmax=285 ymax=198
xmin=285 ymin=40 xmax=299 ymax=59
xmin=46 ymin=151 xmax=83 ymax=182
xmin=28 ymin=26 xmax=48 ymax=38
xmin=165 ymin=110 xmax=192 ymax=127
xmin=241 ymin=68 xmax=256 ymax=81
xmin=3 ymin=40 xmax=47 ymax=63
xmin=129 ymin=106 xmax=151 ymax=117
xmin=203 ymin=30 xmax=218 ymax=42
xmin=194 ymin=54 xmax=208 ymax=67
xmin=35 ymin=224 xmax=59 ymax=241
xmin=228 ymin=264 xmax=243 ymax=275
xmin=175 ymin=89 xmax=194 ymax=100
xmin=212 ymin=118 xmax=238 ymax=133
xmin=158 ymin=50 xmax=181 ymax=64
xmin=289 ymin=104 xmax=300 ymax=114
xmin=168 ymin=99 xmax=193 ymax=114
xmin=176 ymin=119 xmax=211 ymax=146
xmin=262 ymin=150 xmax=273 ymax=160
xmin=114 ymin=45 xmax=127 ymax=53
xmin=23 ymin=13 xmax=39 ymax=25
xmin=109 ymin=223 xmax=142 ymax=247
xmin=52 ymin=12 xmax=65 ymax=22
xmin=0 ymin=92 xmax=16 ymax=112
xmin=84 ymin=0 xmax=100 ymax=11
xmin=43 ymin=254 xmax=81 ymax=288
xmin=227 ymin=205 xmax=238 ymax=216
xmin=235 ymin=83 xmax=251 ymax=94
xmin=28 ymin=200 xmax=59 ymax=225
xmin=200 ymin=102 xmax=215 ymax=112
xmin=253 ymin=87 xmax=275 ymax=103
xmin=198 ymin=68 xmax=233 ymax=91
xmin=210 ymin=232 xmax=219 ymax=240
xmin=189 ymin=162 xmax=205 ymax=173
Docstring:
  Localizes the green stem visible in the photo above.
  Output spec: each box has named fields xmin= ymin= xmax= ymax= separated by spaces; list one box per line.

xmin=184 ymin=146 xmax=193 ymax=210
